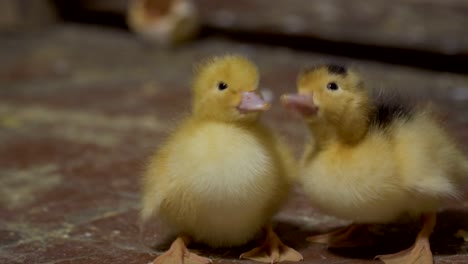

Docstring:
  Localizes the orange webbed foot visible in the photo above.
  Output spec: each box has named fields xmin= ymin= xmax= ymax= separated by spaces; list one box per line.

xmin=152 ymin=236 xmax=212 ymax=264
xmin=307 ymin=224 xmax=372 ymax=248
xmin=240 ymin=227 xmax=303 ymax=263
xmin=375 ymin=237 xmax=433 ymax=264
xmin=376 ymin=213 xmax=436 ymax=264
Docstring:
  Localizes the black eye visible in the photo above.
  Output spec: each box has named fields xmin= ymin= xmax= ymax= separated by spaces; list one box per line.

xmin=218 ymin=82 xmax=228 ymax=91
xmin=327 ymin=82 xmax=339 ymax=91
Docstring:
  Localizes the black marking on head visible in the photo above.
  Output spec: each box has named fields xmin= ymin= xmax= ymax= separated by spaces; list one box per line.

xmin=326 ymin=64 xmax=347 ymax=76
xmin=369 ymin=90 xmax=414 ymax=129
xmin=301 ymin=64 xmax=348 ymax=76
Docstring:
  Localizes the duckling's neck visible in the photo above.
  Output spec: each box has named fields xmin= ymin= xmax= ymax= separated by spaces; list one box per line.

xmin=192 ymin=115 xmax=259 ymax=128
xmin=337 ymin=115 xmax=369 ymax=145
xmin=307 ymin=117 xmax=369 ymax=152
xmin=306 ymin=123 xmax=337 ymax=152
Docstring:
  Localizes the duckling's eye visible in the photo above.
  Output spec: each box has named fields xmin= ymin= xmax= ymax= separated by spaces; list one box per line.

xmin=327 ymin=82 xmax=339 ymax=91
xmin=218 ymin=82 xmax=228 ymax=91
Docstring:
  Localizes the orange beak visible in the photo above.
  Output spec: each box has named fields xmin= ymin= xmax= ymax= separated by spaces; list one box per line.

xmin=281 ymin=93 xmax=318 ymax=116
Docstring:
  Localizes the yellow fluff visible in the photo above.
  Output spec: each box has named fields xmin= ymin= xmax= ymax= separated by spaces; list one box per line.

xmin=282 ymin=64 xmax=468 ymax=263
xmin=142 ymin=55 xmax=301 ymax=263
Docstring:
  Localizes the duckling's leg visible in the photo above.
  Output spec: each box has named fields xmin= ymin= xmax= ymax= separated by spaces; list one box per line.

xmin=376 ymin=212 xmax=435 ymax=264
xmin=240 ymin=225 xmax=303 ymax=263
xmin=307 ymin=224 xmax=371 ymax=247
xmin=152 ymin=235 xmax=212 ymax=264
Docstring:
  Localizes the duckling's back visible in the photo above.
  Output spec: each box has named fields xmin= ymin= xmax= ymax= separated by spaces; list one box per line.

xmin=370 ymin=89 xmax=468 ymax=207
xmin=369 ymin=90 xmax=467 ymax=208
xmin=392 ymin=109 xmax=467 ymax=202
xmin=301 ymin=96 xmax=467 ymax=222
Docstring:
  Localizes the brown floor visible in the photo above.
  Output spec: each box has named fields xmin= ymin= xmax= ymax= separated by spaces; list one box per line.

xmin=0 ymin=24 xmax=467 ymax=264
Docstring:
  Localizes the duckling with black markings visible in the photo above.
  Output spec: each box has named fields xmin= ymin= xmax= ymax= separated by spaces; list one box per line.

xmin=281 ymin=65 xmax=468 ymax=264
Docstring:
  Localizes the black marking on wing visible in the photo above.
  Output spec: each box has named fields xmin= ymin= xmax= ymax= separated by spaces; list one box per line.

xmin=370 ymin=90 xmax=414 ymax=129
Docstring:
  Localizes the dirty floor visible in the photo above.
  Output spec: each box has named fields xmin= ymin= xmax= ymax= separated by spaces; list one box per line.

xmin=0 ymin=25 xmax=467 ymax=264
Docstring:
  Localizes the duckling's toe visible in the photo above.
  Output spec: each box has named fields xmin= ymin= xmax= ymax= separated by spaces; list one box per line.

xmin=307 ymin=224 xmax=372 ymax=248
xmin=375 ymin=237 xmax=433 ymax=264
xmin=152 ymin=236 xmax=212 ymax=264
xmin=240 ymin=227 xmax=303 ymax=263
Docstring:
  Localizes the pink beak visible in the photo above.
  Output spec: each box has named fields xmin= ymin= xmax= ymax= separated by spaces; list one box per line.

xmin=281 ymin=93 xmax=318 ymax=116
xmin=237 ymin=91 xmax=270 ymax=113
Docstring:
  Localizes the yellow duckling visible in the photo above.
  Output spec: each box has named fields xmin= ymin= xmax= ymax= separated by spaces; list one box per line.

xmin=142 ymin=55 xmax=303 ymax=264
xmin=281 ymin=65 xmax=468 ymax=263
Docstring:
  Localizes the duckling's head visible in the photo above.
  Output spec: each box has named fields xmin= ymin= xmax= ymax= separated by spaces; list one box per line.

xmin=282 ymin=65 xmax=371 ymax=143
xmin=192 ymin=55 xmax=269 ymax=123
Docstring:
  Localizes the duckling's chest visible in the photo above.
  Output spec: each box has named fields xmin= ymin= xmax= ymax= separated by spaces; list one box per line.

xmin=169 ymin=123 xmax=275 ymax=195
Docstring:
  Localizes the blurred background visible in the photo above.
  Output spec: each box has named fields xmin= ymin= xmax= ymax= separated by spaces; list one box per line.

xmin=0 ymin=1 xmax=467 ymax=264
